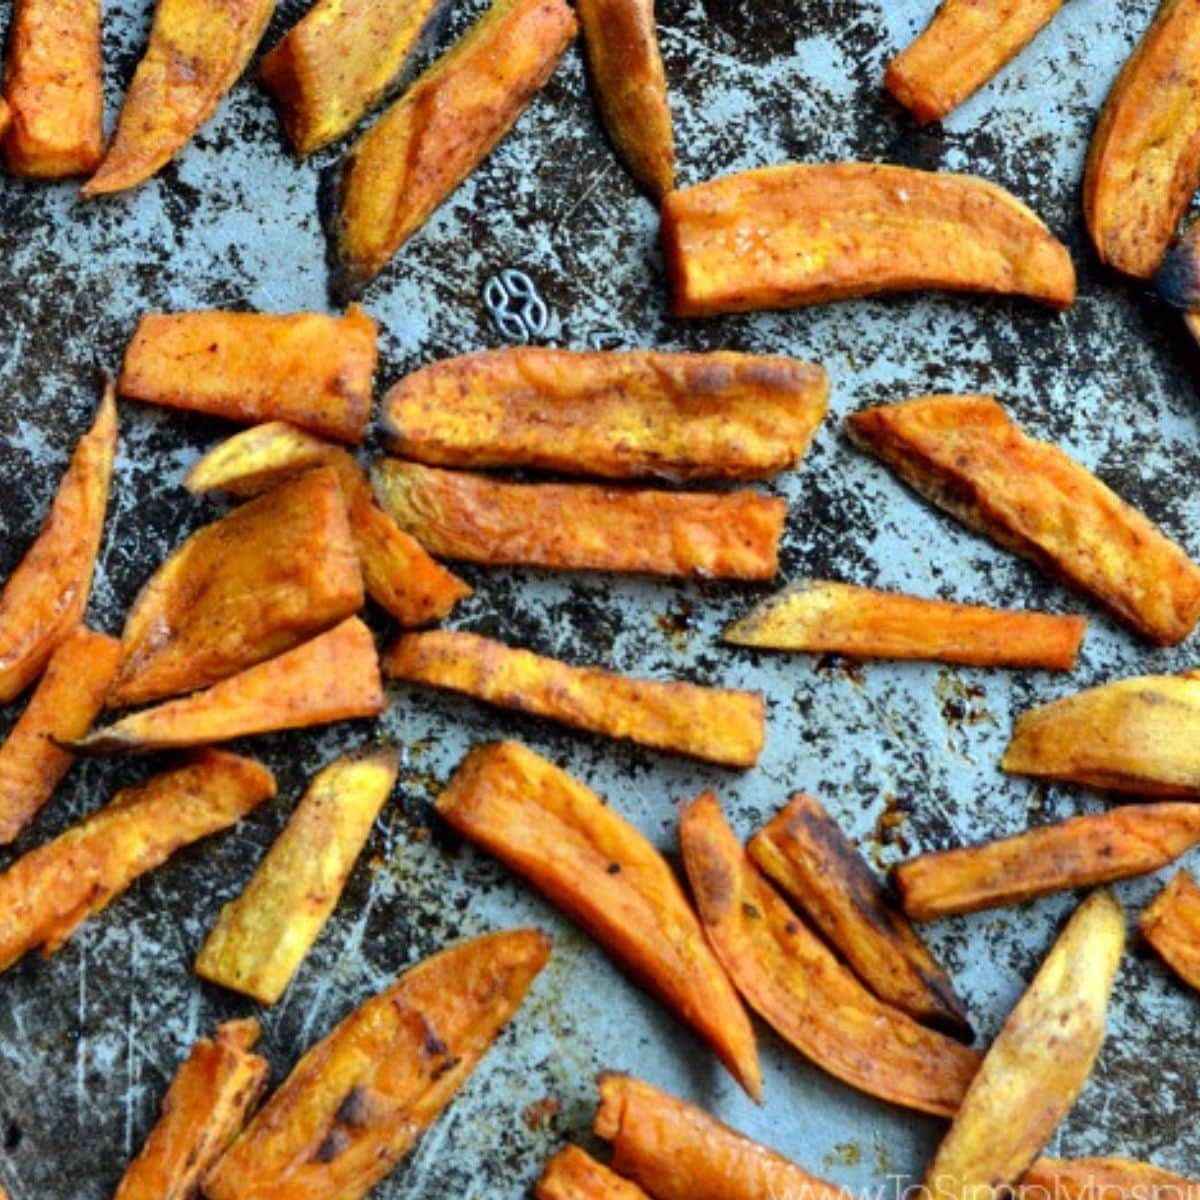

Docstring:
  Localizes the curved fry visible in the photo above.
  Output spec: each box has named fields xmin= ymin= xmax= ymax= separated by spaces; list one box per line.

xmin=1139 ymin=870 xmax=1200 ymax=993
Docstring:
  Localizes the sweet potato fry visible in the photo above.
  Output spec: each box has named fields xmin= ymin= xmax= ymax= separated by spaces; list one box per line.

xmin=382 ymin=348 xmax=828 ymax=482
xmin=0 ymin=97 xmax=11 ymax=140
xmin=372 ymin=461 xmax=785 ymax=579
xmin=195 ymin=748 xmax=399 ymax=1004
xmin=661 ymin=163 xmax=1076 ymax=316
xmin=0 ymin=379 xmax=116 ymax=704
xmin=203 ymin=929 xmax=551 ymax=1200
xmin=748 ymin=793 xmax=971 ymax=1038
xmin=847 ymin=395 xmax=1200 ymax=645
xmin=435 ymin=742 xmax=762 ymax=1100
xmin=0 ymin=750 xmax=275 ymax=973
xmin=328 ymin=0 xmax=577 ymax=299
xmin=0 ymin=627 xmax=120 ymax=844
xmin=119 ymin=308 xmax=377 ymax=444
xmin=536 ymin=1146 xmax=653 ymax=1200
xmin=924 ymin=891 xmax=1125 ymax=1200
xmin=113 ymin=1019 xmax=268 ymax=1200
xmin=677 ymin=792 xmax=980 ymax=1116
xmin=1139 ymin=870 xmax=1200 ymax=993
xmin=70 ymin=617 xmax=385 ymax=756
xmin=386 ymin=631 xmax=765 ymax=767
xmin=1021 ymin=1157 xmax=1200 ymax=1200
xmin=725 ymin=579 xmax=1086 ymax=669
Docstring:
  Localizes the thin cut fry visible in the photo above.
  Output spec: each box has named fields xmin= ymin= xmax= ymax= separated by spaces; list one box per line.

xmin=1139 ymin=870 xmax=1200 ymax=993
xmin=435 ymin=741 xmax=762 ymax=1100
xmin=203 ymin=929 xmax=551 ymax=1200
xmin=1021 ymin=1157 xmax=1200 ymax=1200
xmin=536 ymin=1146 xmax=653 ymax=1200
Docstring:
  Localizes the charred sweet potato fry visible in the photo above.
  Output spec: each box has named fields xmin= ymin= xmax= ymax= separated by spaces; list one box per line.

xmin=204 ymin=929 xmax=551 ymax=1200
xmin=726 ymin=579 xmax=1086 ymax=669
xmin=0 ymin=627 xmax=120 ymax=845
xmin=1139 ymin=870 xmax=1200 ymax=992
xmin=847 ymin=395 xmax=1200 ymax=645
xmin=748 ymin=793 xmax=971 ymax=1038
xmin=924 ymin=891 xmax=1125 ymax=1200
xmin=118 ymin=308 xmax=378 ymax=444
xmin=372 ymin=461 xmax=785 ymax=579
xmin=1021 ymin=1157 xmax=1200 ymax=1200
xmin=436 ymin=742 xmax=762 ymax=1100
xmin=0 ymin=379 xmax=116 ymax=704
xmin=661 ymin=164 xmax=1076 ymax=316
xmin=382 ymin=348 xmax=828 ymax=481
xmin=196 ymin=748 xmax=399 ymax=1004
xmin=113 ymin=1019 xmax=268 ymax=1200
xmin=0 ymin=751 xmax=275 ymax=973
xmin=329 ymin=0 xmax=577 ymax=299
xmin=536 ymin=1146 xmax=653 ymax=1200
xmin=71 ymin=617 xmax=385 ymax=756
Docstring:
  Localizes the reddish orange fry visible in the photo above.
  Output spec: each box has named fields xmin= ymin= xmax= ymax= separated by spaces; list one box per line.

xmin=1020 ymin=1157 xmax=1200 ymax=1200
xmin=1139 ymin=870 xmax=1200 ymax=993
xmin=0 ymin=97 xmax=11 ymax=139
xmin=536 ymin=1146 xmax=653 ymax=1200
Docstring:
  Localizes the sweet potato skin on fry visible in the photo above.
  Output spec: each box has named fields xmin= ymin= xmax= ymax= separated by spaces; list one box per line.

xmin=1021 ymin=1157 xmax=1200 ymax=1200
xmin=436 ymin=742 xmax=762 ymax=1100
xmin=1139 ymin=870 xmax=1200 ymax=992
xmin=536 ymin=1146 xmax=653 ymax=1200
xmin=661 ymin=164 xmax=1076 ymax=316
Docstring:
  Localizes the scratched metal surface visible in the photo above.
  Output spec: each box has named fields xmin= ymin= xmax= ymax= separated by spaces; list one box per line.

xmin=0 ymin=0 xmax=1198 ymax=1195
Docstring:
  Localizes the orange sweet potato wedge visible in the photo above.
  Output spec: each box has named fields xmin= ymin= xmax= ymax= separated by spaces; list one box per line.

xmin=372 ymin=461 xmax=786 ymax=579
xmin=536 ymin=1146 xmax=653 ymax=1200
xmin=118 ymin=308 xmax=378 ymax=444
xmin=328 ymin=0 xmax=577 ymax=299
xmin=661 ymin=163 xmax=1076 ymax=316
xmin=113 ymin=1019 xmax=269 ymax=1200
xmin=1021 ymin=1158 xmax=1200 ymax=1200
xmin=847 ymin=395 xmax=1200 ymax=645
xmin=0 ymin=627 xmax=120 ymax=844
xmin=435 ymin=741 xmax=763 ymax=1100
xmin=71 ymin=617 xmax=385 ymax=756
xmin=203 ymin=929 xmax=551 ymax=1200
xmin=748 ymin=793 xmax=971 ymax=1038
xmin=382 ymin=348 xmax=829 ymax=482
xmin=0 ymin=379 xmax=116 ymax=704
xmin=678 ymin=792 xmax=980 ymax=1117
xmin=1139 ymin=869 xmax=1200 ymax=993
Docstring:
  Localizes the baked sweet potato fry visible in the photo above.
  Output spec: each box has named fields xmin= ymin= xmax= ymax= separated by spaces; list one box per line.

xmin=0 ymin=627 xmax=120 ymax=844
xmin=195 ymin=748 xmax=399 ymax=1004
xmin=113 ymin=1019 xmax=268 ymax=1200
xmin=118 ymin=308 xmax=378 ymax=444
xmin=1139 ymin=870 xmax=1200 ymax=993
xmin=847 ymin=395 xmax=1200 ymax=645
xmin=371 ymin=461 xmax=786 ymax=579
xmin=1021 ymin=1157 xmax=1200 ymax=1200
xmin=328 ymin=0 xmax=578 ymax=299
xmin=0 ymin=97 xmax=10 ymax=140
xmin=661 ymin=164 xmax=1076 ymax=316
xmin=71 ymin=617 xmax=385 ymax=756
xmin=924 ymin=891 xmax=1125 ymax=1200
xmin=725 ymin=579 xmax=1086 ymax=669
xmin=203 ymin=929 xmax=551 ymax=1200
xmin=435 ymin=742 xmax=762 ymax=1100
xmin=0 ymin=379 xmax=116 ymax=704
xmin=0 ymin=750 xmax=275 ymax=974
xmin=748 ymin=793 xmax=971 ymax=1038
xmin=536 ymin=1146 xmax=653 ymax=1200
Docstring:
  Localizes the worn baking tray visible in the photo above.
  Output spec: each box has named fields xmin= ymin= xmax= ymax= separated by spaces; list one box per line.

xmin=1 ymin=0 xmax=1198 ymax=1195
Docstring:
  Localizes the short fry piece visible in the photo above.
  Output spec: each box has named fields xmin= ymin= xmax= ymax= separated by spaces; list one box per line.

xmin=748 ymin=793 xmax=971 ymax=1038
xmin=204 ymin=929 xmax=551 ymax=1200
xmin=536 ymin=1146 xmax=653 ymax=1200
xmin=436 ymin=742 xmax=762 ymax=1100
xmin=1021 ymin=1158 xmax=1200 ymax=1200
xmin=113 ymin=1019 xmax=268 ymax=1200
xmin=1139 ymin=870 xmax=1200 ymax=992
xmin=118 ymin=308 xmax=378 ymax=444
xmin=372 ymin=461 xmax=785 ymax=579
xmin=726 ymin=579 xmax=1085 ymax=669
xmin=195 ymin=748 xmax=399 ymax=1004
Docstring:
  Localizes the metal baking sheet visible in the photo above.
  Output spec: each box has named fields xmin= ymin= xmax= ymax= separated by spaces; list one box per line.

xmin=1 ymin=0 xmax=1198 ymax=1195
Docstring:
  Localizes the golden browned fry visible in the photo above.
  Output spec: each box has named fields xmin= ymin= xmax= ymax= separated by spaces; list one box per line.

xmin=536 ymin=1146 xmax=653 ymax=1200
xmin=435 ymin=742 xmax=762 ymax=1100
xmin=386 ymin=631 xmax=765 ymax=767
xmin=204 ymin=929 xmax=551 ymax=1200
xmin=195 ymin=748 xmax=400 ymax=1004
xmin=70 ymin=617 xmax=385 ymax=756
xmin=113 ymin=1019 xmax=268 ymax=1200
xmin=1021 ymin=1157 xmax=1200 ymax=1200
xmin=924 ymin=891 xmax=1125 ymax=1200
xmin=661 ymin=163 xmax=1076 ymax=316
xmin=118 ymin=307 xmax=378 ymax=444
xmin=0 ymin=627 xmax=120 ymax=845
xmin=0 ymin=750 xmax=275 ymax=973
xmin=330 ymin=0 xmax=578 ymax=299
xmin=372 ymin=461 xmax=786 ymax=579
xmin=748 ymin=793 xmax=971 ymax=1038
xmin=678 ymin=792 xmax=980 ymax=1117
xmin=1139 ymin=870 xmax=1200 ymax=992
xmin=382 ymin=348 xmax=829 ymax=481
xmin=0 ymin=379 xmax=116 ymax=704
xmin=847 ymin=395 xmax=1200 ymax=645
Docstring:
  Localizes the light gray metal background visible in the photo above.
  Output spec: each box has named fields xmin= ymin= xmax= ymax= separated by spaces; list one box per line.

xmin=0 ymin=0 xmax=1197 ymax=1195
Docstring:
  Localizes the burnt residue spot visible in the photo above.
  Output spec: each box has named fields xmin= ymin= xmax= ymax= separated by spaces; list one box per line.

xmin=314 ymin=1127 xmax=352 ymax=1163
xmin=431 ymin=1055 xmax=462 ymax=1082
xmin=334 ymin=1086 xmax=372 ymax=1129
xmin=4 ymin=1120 xmax=21 ymax=1152
xmin=656 ymin=600 xmax=697 ymax=649
xmin=521 ymin=1096 xmax=561 ymax=1130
